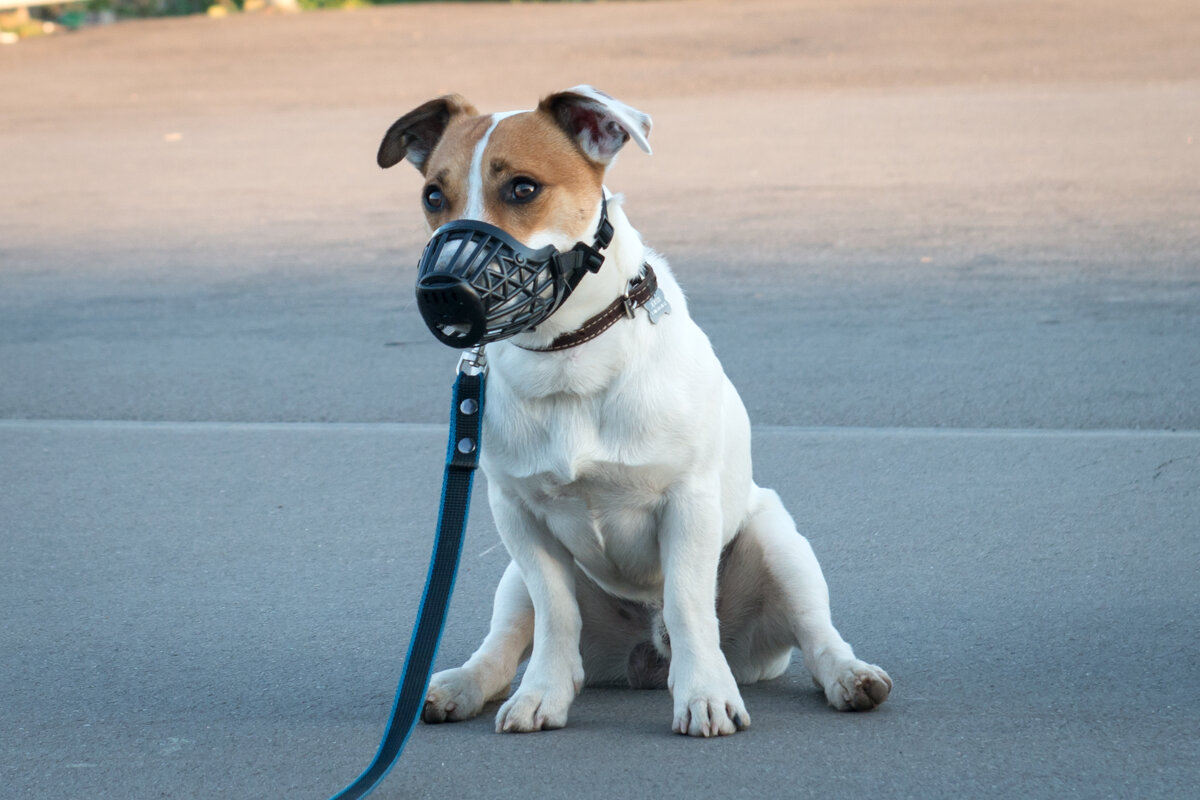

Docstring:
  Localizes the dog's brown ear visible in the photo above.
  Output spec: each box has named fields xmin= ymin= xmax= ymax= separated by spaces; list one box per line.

xmin=378 ymin=94 xmax=478 ymax=172
xmin=539 ymin=85 xmax=652 ymax=166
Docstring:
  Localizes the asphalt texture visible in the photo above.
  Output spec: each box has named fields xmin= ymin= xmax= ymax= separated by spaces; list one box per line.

xmin=2 ymin=2 xmax=1198 ymax=798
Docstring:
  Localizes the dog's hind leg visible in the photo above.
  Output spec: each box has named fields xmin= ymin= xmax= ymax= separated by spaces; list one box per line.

xmin=740 ymin=485 xmax=892 ymax=711
xmin=423 ymin=559 xmax=533 ymax=723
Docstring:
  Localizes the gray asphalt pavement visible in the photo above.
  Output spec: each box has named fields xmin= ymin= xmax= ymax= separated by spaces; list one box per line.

xmin=2 ymin=2 xmax=1198 ymax=798
xmin=4 ymin=423 xmax=1197 ymax=799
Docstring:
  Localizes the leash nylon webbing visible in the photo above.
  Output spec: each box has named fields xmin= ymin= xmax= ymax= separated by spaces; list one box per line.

xmin=329 ymin=356 xmax=485 ymax=800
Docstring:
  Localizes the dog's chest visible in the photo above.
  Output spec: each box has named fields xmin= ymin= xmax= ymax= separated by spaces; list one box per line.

xmin=482 ymin=381 xmax=682 ymax=597
xmin=482 ymin=364 xmax=681 ymax=481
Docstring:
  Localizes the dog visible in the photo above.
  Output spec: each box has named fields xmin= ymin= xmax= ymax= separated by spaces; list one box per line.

xmin=377 ymin=86 xmax=891 ymax=737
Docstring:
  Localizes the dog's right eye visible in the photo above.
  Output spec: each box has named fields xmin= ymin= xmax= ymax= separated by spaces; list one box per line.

xmin=423 ymin=187 xmax=446 ymax=212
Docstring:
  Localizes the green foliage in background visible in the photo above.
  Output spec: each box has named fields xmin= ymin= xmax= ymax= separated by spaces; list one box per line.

xmin=1 ymin=0 xmax=602 ymax=33
xmin=4 ymin=0 xmax=601 ymax=37
xmin=77 ymin=0 xmax=594 ymax=16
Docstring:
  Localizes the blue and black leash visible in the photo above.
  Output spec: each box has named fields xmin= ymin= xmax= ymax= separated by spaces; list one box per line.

xmin=328 ymin=347 xmax=487 ymax=800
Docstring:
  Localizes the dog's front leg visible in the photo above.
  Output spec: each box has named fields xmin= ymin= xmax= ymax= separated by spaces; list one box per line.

xmin=660 ymin=475 xmax=751 ymax=737
xmin=423 ymin=560 xmax=533 ymax=723
xmin=490 ymin=492 xmax=585 ymax=733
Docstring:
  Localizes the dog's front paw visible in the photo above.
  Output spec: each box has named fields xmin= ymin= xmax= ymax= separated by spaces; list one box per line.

xmin=494 ymin=659 xmax=582 ymax=733
xmin=669 ymin=663 xmax=751 ymax=737
xmin=423 ymin=666 xmax=495 ymax=723
xmin=494 ymin=680 xmax=577 ymax=733
xmin=819 ymin=659 xmax=892 ymax=711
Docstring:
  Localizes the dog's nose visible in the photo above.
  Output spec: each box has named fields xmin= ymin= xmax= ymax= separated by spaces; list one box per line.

xmin=415 ymin=274 xmax=487 ymax=346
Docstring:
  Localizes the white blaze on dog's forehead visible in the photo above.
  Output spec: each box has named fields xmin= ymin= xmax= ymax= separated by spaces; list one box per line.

xmin=464 ymin=110 xmax=527 ymax=219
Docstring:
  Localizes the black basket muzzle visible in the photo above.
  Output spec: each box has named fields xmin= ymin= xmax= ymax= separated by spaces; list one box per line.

xmin=415 ymin=201 xmax=612 ymax=348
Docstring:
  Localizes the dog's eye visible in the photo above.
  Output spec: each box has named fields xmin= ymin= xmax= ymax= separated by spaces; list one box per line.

xmin=507 ymin=178 xmax=541 ymax=204
xmin=423 ymin=186 xmax=446 ymax=212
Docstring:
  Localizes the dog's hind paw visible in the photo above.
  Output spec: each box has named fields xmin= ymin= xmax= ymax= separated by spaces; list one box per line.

xmin=626 ymin=641 xmax=670 ymax=689
xmin=820 ymin=660 xmax=892 ymax=711
xmin=422 ymin=667 xmax=492 ymax=723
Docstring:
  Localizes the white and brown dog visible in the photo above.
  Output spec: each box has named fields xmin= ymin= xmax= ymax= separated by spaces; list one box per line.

xmin=378 ymin=86 xmax=891 ymax=737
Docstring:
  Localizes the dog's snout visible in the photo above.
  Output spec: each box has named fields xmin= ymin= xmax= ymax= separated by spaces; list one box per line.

xmin=415 ymin=274 xmax=487 ymax=346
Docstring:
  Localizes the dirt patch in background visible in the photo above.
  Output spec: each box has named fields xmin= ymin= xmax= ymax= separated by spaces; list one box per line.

xmin=4 ymin=0 xmax=1198 ymax=116
xmin=4 ymin=2 xmax=1198 ymax=281
xmin=3 ymin=1 xmax=1198 ymax=268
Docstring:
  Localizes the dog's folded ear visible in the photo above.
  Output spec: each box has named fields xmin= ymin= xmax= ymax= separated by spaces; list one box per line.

xmin=540 ymin=85 xmax=653 ymax=165
xmin=378 ymin=94 xmax=478 ymax=173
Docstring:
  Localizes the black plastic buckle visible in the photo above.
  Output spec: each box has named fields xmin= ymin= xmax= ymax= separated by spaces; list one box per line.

xmin=554 ymin=242 xmax=606 ymax=277
xmin=593 ymin=214 xmax=614 ymax=252
xmin=577 ymin=242 xmax=607 ymax=273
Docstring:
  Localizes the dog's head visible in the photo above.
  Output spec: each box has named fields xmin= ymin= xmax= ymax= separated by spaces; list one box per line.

xmin=379 ymin=87 xmax=652 ymax=347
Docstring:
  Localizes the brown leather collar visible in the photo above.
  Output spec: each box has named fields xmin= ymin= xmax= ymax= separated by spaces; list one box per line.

xmin=515 ymin=265 xmax=659 ymax=352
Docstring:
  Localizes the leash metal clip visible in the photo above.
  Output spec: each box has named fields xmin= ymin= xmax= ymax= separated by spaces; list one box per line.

xmin=457 ymin=344 xmax=488 ymax=377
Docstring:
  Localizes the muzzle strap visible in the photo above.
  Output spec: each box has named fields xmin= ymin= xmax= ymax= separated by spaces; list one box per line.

xmin=516 ymin=264 xmax=663 ymax=352
xmin=552 ymin=196 xmax=615 ymax=278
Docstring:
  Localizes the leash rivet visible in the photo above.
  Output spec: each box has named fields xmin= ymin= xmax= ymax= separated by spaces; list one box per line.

xmin=459 ymin=398 xmax=478 ymax=415
xmin=457 ymin=437 xmax=476 ymax=454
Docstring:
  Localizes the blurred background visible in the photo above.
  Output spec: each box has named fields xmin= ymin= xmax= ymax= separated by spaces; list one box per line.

xmin=3 ymin=0 xmax=1197 ymax=428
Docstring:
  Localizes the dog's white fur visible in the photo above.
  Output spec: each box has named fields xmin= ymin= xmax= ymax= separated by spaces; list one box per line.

xmin=380 ymin=87 xmax=891 ymax=737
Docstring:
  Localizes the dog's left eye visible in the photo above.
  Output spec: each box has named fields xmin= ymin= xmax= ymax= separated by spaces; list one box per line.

xmin=507 ymin=178 xmax=541 ymax=204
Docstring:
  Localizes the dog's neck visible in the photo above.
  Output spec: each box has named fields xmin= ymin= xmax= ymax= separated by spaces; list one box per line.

xmin=507 ymin=193 xmax=646 ymax=351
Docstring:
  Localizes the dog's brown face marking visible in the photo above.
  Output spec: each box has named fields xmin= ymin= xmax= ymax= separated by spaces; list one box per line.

xmin=422 ymin=109 xmax=606 ymax=246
